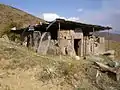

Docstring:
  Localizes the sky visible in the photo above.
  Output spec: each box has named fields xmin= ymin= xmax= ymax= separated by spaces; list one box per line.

xmin=0 ymin=0 xmax=120 ymax=33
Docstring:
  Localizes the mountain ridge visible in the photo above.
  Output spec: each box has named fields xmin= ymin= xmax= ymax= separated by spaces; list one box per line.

xmin=0 ymin=4 xmax=46 ymax=36
xmin=96 ymin=32 xmax=120 ymax=42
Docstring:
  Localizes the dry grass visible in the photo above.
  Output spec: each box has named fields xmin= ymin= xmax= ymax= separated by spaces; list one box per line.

xmin=105 ymin=40 xmax=120 ymax=60
xmin=0 ymin=4 xmax=46 ymax=36
xmin=0 ymin=38 xmax=96 ymax=90
xmin=0 ymin=38 xmax=120 ymax=90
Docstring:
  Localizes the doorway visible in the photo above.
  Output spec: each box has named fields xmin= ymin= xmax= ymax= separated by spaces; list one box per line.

xmin=74 ymin=39 xmax=81 ymax=56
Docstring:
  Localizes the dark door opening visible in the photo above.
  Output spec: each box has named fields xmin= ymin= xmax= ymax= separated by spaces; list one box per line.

xmin=74 ymin=39 xmax=81 ymax=56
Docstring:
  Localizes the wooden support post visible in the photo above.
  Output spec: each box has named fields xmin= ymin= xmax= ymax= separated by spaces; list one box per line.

xmin=21 ymin=28 xmax=27 ymax=45
xmin=58 ymin=22 xmax=62 ymax=59
xmin=108 ymin=29 xmax=110 ymax=50
xmin=58 ymin=22 xmax=60 ymax=39
xmin=93 ymin=28 xmax=95 ymax=55
xmin=31 ymin=31 xmax=34 ymax=47
xmin=84 ymin=36 xmax=86 ymax=56
xmin=83 ymin=35 xmax=84 ymax=57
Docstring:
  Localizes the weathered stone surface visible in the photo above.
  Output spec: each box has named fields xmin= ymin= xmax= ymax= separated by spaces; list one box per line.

xmin=33 ymin=31 xmax=41 ymax=52
xmin=22 ymin=36 xmax=27 ymax=47
xmin=1 ymin=34 xmax=9 ymax=42
xmin=102 ymin=50 xmax=115 ymax=60
xmin=19 ymin=27 xmax=111 ymax=58
xmin=47 ymin=40 xmax=60 ymax=55
xmin=37 ymin=32 xmax=51 ymax=55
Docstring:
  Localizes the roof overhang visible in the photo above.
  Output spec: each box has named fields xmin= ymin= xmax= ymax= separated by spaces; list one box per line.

xmin=47 ymin=19 xmax=111 ymax=32
xmin=11 ymin=18 xmax=112 ymax=34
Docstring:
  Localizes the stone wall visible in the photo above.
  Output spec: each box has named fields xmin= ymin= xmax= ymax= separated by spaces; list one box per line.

xmin=58 ymin=30 xmax=83 ymax=57
xmin=21 ymin=29 xmax=106 ymax=57
xmin=94 ymin=37 xmax=105 ymax=55
xmin=85 ymin=36 xmax=105 ymax=56
xmin=58 ymin=30 xmax=74 ymax=56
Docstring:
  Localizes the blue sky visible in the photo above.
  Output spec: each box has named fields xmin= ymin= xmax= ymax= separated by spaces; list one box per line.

xmin=0 ymin=0 xmax=102 ymax=17
xmin=0 ymin=0 xmax=120 ymax=33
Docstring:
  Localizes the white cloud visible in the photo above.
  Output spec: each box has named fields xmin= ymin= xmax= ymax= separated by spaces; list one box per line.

xmin=43 ymin=13 xmax=60 ymax=21
xmin=42 ymin=13 xmax=80 ymax=22
xmin=75 ymin=0 xmax=120 ymax=33
xmin=101 ymin=0 xmax=120 ymax=33
xmin=42 ymin=0 xmax=120 ymax=33
xmin=67 ymin=17 xmax=80 ymax=22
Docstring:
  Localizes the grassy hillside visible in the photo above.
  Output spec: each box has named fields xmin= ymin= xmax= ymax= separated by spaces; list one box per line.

xmin=105 ymin=40 xmax=120 ymax=60
xmin=0 ymin=4 xmax=120 ymax=90
xmin=0 ymin=37 xmax=120 ymax=90
xmin=95 ymin=32 xmax=120 ymax=59
xmin=0 ymin=4 xmax=46 ymax=36
xmin=0 ymin=38 xmax=96 ymax=90
xmin=98 ymin=32 xmax=120 ymax=42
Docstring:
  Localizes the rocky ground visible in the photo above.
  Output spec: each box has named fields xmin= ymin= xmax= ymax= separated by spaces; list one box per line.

xmin=0 ymin=38 xmax=120 ymax=90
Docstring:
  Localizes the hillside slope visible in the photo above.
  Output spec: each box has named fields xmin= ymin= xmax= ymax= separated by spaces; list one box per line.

xmin=0 ymin=4 xmax=46 ymax=36
xmin=0 ymin=38 xmax=96 ymax=90
xmin=95 ymin=32 xmax=120 ymax=42
xmin=95 ymin=32 xmax=120 ymax=59
xmin=0 ymin=37 xmax=120 ymax=90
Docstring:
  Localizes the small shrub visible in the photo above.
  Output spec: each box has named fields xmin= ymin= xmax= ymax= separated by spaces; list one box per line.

xmin=1 ymin=21 xmax=22 ymax=36
xmin=8 ymin=33 xmax=21 ymax=42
